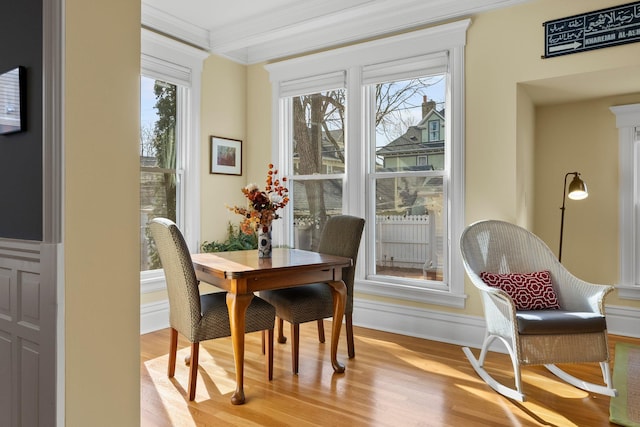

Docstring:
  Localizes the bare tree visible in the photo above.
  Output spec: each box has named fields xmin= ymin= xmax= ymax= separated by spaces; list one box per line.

xmin=293 ymin=76 xmax=440 ymax=247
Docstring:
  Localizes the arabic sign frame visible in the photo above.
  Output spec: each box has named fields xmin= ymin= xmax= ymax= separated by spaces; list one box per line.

xmin=543 ymin=1 xmax=640 ymax=59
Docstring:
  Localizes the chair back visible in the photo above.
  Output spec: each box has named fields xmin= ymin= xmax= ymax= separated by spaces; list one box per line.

xmin=460 ymin=220 xmax=560 ymax=280
xmin=149 ymin=218 xmax=202 ymax=340
xmin=317 ymin=215 xmax=365 ymax=314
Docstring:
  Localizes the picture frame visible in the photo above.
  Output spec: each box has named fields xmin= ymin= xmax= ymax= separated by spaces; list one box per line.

xmin=210 ymin=136 xmax=242 ymax=175
xmin=0 ymin=66 xmax=25 ymax=135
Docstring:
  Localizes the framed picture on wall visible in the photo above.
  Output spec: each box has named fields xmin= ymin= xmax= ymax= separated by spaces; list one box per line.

xmin=0 ymin=66 xmax=25 ymax=135
xmin=210 ymin=136 xmax=242 ymax=175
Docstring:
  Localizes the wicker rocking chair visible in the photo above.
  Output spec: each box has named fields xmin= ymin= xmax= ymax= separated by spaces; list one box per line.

xmin=459 ymin=219 xmax=617 ymax=401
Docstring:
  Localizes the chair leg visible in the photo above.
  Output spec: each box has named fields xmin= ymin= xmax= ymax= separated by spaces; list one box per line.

xmin=265 ymin=329 xmax=274 ymax=381
xmin=317 ymin=319 xmax=325 ymax=343
xmin=277 ymin=317 xmax=287 ymax=344
xmin=168 ymin=327 xmax=178 ymax=378
xmin=462 ymin=333 xmax=525 ymax=402
xmin=291 ymin=323 xmax=300 ymax=374
xmin=346 ymin=313 xmax=355 ymax=358
xmin=188 ymin=342 xmax=199 ymax=401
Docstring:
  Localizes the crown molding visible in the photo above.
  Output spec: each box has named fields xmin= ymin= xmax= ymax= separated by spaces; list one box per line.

xmin=141 ymin=3 xmax=211 ymax=51
xmin=142 ymin=0 xmax=529 ymax=64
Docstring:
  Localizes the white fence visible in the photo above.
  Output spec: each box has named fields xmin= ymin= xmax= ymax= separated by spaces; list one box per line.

xmin=375 ymin=214 xmax=435 ymax=271
xmin=294 ymin=214 xmax=438 ymax=272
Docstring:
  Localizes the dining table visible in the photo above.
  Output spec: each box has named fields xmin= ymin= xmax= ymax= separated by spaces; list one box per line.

xmin=190 ymin=247 xmax=352 ymax=405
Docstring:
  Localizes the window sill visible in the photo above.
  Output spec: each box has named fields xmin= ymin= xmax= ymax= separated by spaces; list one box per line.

xmin=617 ymin=284 xmax=640 ymax=300
xmin=141 ymin=269 xmax=166 ymax=294
xmin=357 ymin=278 xmax=467 ymax=309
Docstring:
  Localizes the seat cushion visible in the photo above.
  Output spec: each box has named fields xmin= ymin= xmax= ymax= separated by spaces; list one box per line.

xmin=516 ymin=310 xmax=607 ymax=335
xmin=194 ymin=292 xmax=275 ymax=342
xmin=480 ymin=270 xmax=560 ymax=310
xmin=260 ymin=283 xmax=334 ymax=325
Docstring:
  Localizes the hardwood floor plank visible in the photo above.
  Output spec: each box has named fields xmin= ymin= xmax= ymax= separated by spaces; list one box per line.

xmin=141 ymin=323 xmax=638 ymax=426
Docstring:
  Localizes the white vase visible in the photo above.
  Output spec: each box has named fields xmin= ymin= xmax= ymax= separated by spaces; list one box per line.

xmin=257 ymin=223 xmax=272 ymax=258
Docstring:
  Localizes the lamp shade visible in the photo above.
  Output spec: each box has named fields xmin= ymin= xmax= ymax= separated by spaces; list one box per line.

xmin=559 ymin=171 xmax=588 ymax=262
xmin=567 ymin=174 xmax=588 ymax=200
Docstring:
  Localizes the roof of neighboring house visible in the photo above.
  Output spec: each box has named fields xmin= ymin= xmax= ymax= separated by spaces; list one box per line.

xmin=376 ymin=108 xmax=444 ymax=157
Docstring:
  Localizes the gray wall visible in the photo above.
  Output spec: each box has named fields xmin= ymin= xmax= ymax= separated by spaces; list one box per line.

xmin=0 ymin=0 xmax=43 ymax=241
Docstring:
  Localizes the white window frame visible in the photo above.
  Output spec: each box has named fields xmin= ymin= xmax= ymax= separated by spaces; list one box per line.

xmin=266 ymin=20 xmax=469 ymax=308
xmin=610 ymin=103 xmax=640 ymax=300
xmin=140 ymin=29 xmax=207 ymax=294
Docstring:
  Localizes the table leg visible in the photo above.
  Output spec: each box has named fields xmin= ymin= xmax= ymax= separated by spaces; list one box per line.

xmin=326 ymin=279 xmax=347 ymax=373
xmin=226 ymin=291 xmax=253 ymax=405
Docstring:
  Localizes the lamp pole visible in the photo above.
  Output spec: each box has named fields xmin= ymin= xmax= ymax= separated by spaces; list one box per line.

xmin=558 ymin=172 xmax=588 ymax=262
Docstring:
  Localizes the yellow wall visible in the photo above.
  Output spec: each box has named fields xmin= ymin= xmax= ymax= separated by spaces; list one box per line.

xmin=534 ymin=94 xmax=640 ymax=307
xmin=197 ymin=58 xmax=275 ymax=246
xmin=200 ymin=55 xmax=248 ymax=243
xmin=65 ymin=0 xmax=141 ymax=425
xmin=246 ymin=64 xmax=275 ymax=187
xmin=463 ymin=0 xmax=640 ymax=314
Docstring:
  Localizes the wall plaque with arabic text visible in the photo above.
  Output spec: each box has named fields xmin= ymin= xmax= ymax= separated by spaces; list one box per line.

xmin=543 ymin=1 xmax=640 ymax=58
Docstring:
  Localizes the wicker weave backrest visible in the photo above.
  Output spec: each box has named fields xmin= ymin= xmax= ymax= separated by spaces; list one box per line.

xmin=460 ymin=220 xmax=560 ymax=278
xmin=149 ymin=218 xmax=201 ymax=339
xmin=317 ymin=215 xmax=365 ymax=314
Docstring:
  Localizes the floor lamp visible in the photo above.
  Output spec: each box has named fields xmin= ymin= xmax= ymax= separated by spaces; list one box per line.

xmin=559 ymin=172 xmax=588 ymax=262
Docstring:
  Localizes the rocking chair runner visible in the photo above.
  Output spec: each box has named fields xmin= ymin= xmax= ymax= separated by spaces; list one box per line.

xmin=459 ymin=219 xmax=617 ymax=401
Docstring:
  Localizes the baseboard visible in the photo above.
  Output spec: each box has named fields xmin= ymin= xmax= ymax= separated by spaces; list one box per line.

xmin=140 ymin=300 xmax=169 ymax=334
xmin=140 ymin=298 xmax=640 ymax=343
xmin=352 ymin=298 xmax=487 ymax=349
xmin=606 ymin=304 xmax=640 ymax=338
xmin=352 ymin=299 xmax=640 ymax=347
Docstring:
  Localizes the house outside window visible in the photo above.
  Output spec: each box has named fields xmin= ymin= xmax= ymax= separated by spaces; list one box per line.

xmin=267 ymin=21 xmax=469 ymax=308
xmin=372 ymin=77 xmax=446 ymax=283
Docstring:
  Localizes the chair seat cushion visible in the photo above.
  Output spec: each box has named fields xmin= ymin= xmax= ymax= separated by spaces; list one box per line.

xmin=480 ymin=270 xmax=560 ymax=310
xmin=195 ymin=292 xmax=275 ymax=342
xmin=516 ymin=310 xmax=607 ymax=335
xmin=260 ymin=283 xmax=334 ymax=324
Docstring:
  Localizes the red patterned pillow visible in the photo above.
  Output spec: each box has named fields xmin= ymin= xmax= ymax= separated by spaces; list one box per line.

xmin=479 ymin=271 xmax=560 ymax=310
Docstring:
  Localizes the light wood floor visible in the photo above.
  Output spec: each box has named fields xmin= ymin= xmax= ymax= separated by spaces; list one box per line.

xmin=141 ymin=323 xmax=638 ymax=426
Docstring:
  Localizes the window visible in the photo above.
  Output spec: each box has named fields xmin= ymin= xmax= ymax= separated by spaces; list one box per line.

xmin=370 ymin=76 xmax=446 ymax=284
xmin=140 ymin=29 xmax=206 ymax=292
xmin=428 ymin=120 xmax=440 ymax=141
xmin=140 ymin=77 xmax=181 ymax=271
xmin=267 ymin=20 xmax=469 ymax=308
xmin=287 ymin=84 xmax=346 ymax=249
xmin=610 ymin=103 xmax=640 ymax=300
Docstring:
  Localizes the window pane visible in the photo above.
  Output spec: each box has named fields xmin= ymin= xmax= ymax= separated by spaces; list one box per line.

xmin=140 ymin=76 xmax=177 ymax=271
xmin=140 ymin=171 xmax=177 ymax=270
xmin=375 ymin=76 xmax=445 ymax=172
xmin=374 ymin=176 xmax=443 ymax=281
xmin=292 ymin=179 xmax=343 ymax=250
xmin=292 ymin=90 xmax=346 ymax=176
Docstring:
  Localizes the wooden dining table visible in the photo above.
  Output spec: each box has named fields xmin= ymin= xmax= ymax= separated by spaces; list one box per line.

xmin=190 ymin=247 xmax=352 ymax=405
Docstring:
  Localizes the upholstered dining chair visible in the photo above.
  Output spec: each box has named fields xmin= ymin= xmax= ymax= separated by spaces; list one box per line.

xmin=260 ymin=215 xmax=365 ymax=374
xmin=149 ymin=218 xmax=276 ymax=401
xmin=459 ymin=219 xmax=617 ymax=401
